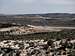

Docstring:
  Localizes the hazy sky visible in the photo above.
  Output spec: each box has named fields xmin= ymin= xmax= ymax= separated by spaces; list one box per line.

xmin=0 ymin=0 xmax=75 ymax=14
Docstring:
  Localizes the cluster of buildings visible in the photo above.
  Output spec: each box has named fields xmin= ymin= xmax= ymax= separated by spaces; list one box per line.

xmin=0 ymin=25 xmax=49 ymax=35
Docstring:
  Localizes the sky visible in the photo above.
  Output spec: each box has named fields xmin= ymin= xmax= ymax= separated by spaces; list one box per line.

xmin=0 ymin=0 xmax=75 ymax=14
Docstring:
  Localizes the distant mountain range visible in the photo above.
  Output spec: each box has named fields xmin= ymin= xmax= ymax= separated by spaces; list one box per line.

xmin=0 ymin=13 xmax=75 ymax=26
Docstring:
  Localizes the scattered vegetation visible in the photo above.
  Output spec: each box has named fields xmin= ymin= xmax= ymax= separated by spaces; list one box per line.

xmin=0 ymin=29 xmax=75 ymax=40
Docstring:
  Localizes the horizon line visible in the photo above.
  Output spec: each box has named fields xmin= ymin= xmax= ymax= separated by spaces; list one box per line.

xmin=0 ymin=12 xmax=75 ymax=15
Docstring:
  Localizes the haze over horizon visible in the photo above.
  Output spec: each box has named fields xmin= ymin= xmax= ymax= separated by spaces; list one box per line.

xmin=0 ymin=0 xmax=75 ymax=14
